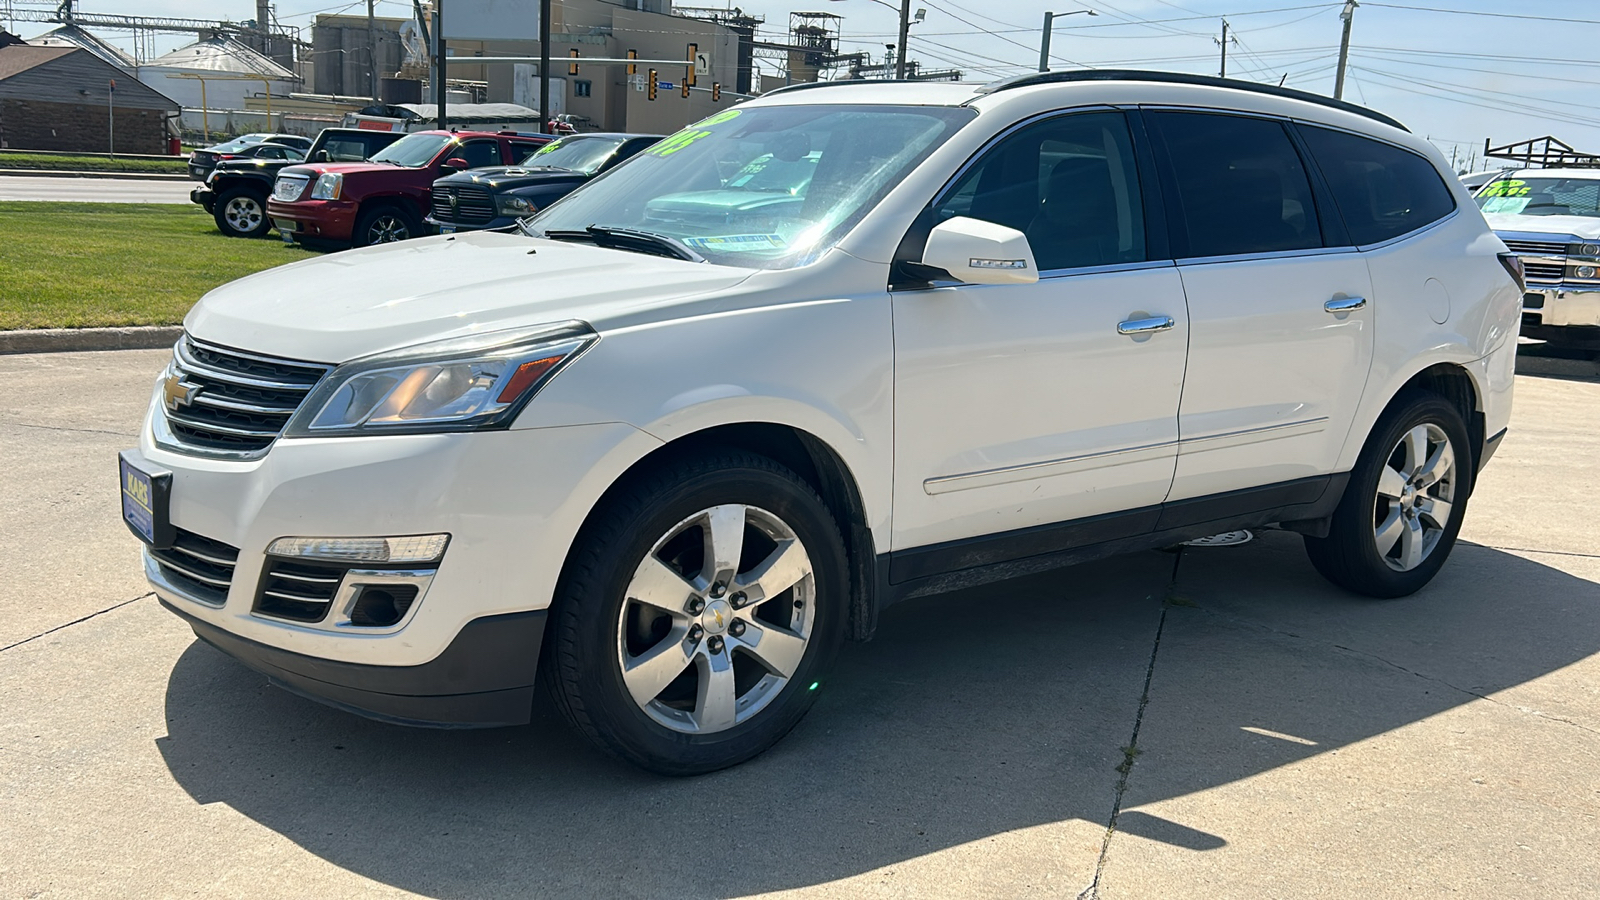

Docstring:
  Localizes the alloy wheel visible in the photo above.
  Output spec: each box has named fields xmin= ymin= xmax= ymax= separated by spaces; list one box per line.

xmin=616 ymin=504 xmax=815 ymax=735
xmin=1373 ymin=423 xmax=1457 ymax=571
xmin=367 ymin=215 xmax=409 ymax=243
xmin=223 ymin=196 xmax=264 ymax=233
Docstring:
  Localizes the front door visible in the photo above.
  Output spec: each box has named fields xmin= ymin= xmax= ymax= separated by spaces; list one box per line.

xmin=891 ymin=110 xmax=1190 ymax=570
xmin=1145 ymin=110 xmax=1375 ymax=503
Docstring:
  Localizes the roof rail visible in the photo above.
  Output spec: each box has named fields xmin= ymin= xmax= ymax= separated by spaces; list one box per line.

xmin=975 ymin=69 xmax=1408 ymax=132
xmin=759 ymin=78 xmax=925 ymax=98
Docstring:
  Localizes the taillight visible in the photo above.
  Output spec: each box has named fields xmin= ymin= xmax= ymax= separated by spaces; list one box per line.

xmin=1498 ymin=252 xmax=1527 ymax=292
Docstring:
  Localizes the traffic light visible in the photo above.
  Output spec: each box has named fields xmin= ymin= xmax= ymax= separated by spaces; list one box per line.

xmin=682 ymin=79 xmax=690 ymax=99
xmin=627 ymin=49 xmax=637 ymax=76
xmin=686 ymin=42 xmax=698 ymax=87
xmin=648 ymin=69 xmax=657 ymax=101
xmin=568 ymin=49 xmax=580 ymax=76
xmin=711 ymin=82 xmax=721 ymax=102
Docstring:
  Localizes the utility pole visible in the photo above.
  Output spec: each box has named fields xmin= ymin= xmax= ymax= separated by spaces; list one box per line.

xmin=895 ymin=0 xmax=910 ymax=79
xmin=1215 ymin=19 xmax=1235 ymax=78
xmin=367 ymin=0 xmax=379 ymax=103
xmin=435 ymin=0 xmax=446 ymax=130
xmin=538 ymin=0 xmax=551 ymax=133
xmin=1334 ymin=0 xmax=1357 ymax=100
xmin=107 ymin=78 xmax=114 ymax=159
xmin=1038 ymin=10 xmax=1096 ymax=73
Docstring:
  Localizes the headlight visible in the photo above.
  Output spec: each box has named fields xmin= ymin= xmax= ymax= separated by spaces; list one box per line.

xmin=496 ymin=194 xmax=537 ymax=217
xmin=1578 ymin=265 xmax=1598 ymax=279
xmin=310 ymin=172 xmax=343 ymax=200
xmin=285 ymin=322 xmax=595 ymax=437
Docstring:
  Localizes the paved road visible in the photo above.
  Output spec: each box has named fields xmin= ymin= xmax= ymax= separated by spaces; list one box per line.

xmin=1 ymin=349 xmax=1596 ymax=899
xmin=0 ymin=174 xmax=193 ymax=203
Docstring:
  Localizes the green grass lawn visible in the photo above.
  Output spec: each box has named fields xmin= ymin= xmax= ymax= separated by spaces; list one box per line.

xmin=0 ymin=152 xmax=189 ymax=174
xmin=0 ymin=202 xmax=317 ymax=330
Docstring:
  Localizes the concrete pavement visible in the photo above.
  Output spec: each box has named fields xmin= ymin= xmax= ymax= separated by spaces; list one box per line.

xmin=1 ymin=348 xmax=1596 ymax=899
xmin=0 ymin=174 xmax=193 ymax=203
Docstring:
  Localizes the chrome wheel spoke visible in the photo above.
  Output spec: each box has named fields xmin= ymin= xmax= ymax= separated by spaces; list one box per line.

xmin=1399 ymin=516 xmax=1426 ymax=570
xmin=1402 ymin=424 xmax=1430 ymax=475
xmin=1418 ymin=442 xmax=1454 ymax=488
xmin=734 ymin=620 xmax=808 ymax=678
xmin=740 ymin=538 xmax=811 ymax=605
xmin=621 ymin=633 xmax=694 ymax=706
xmin=694 ymin=651 xmax=738 ymax=731
xmin=703 ymin=504 xmax=746 ymax=585
xmin=1377 ymin=465 xmax=1407 ymax=500
xmin=1421 ymin=496 xmax=1454 ymax=528
xmin=628 ymin=554 xmax=698 ymax=614
xmin=1375 ymin=507 xmax=1405 ymax=555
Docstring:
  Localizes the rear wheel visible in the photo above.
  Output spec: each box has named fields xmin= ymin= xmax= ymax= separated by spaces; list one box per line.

xmin=353 ymin=204 xmax=419 ymax=246
xmin=1304 ymin=391 xmax=1473 ymax=598
xmin=213 ymin=187 xmax=271 ymax=238
xmin=543 ymin=452 xmax=847 ymax=775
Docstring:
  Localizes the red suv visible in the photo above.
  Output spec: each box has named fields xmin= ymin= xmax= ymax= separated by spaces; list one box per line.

xmin=267 ymin=130 xmax=549 ymax=247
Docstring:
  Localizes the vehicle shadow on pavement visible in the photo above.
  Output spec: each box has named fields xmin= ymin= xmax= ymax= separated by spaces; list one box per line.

xmin=155 ymin=535 xmax=1600 ymax=899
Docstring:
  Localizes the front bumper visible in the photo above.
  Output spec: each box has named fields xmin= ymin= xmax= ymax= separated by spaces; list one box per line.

xmin=425 ymin=215 xmax=517 ymax=234
xmin=267 ymin=198 xmax=359 ymax=242
xmin=190 ymin=185 xmax=215 ymax=212
xmin=1523 ymin=287 xmax=1600 ymax=327
xmin=163 ymin=596 xmax=546 ymax=727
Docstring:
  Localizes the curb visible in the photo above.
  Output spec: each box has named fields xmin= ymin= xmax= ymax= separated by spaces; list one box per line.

xmin=1517 ymin=354 xmax=1600 ymax=380
xmin=0 ymin=168 xmax=191 ymax=182
xmin=0 ymin=326 xmax=182 ymax=356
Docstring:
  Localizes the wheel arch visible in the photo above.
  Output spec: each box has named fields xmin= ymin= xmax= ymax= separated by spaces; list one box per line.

xmin=572 ymin=421 xmax=882 ymax=642
xmin=1375 ymin=361 xmax=1486 ymax=471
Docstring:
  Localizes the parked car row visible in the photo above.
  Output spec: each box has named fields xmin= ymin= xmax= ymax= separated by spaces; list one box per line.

xmin=191 ymin=126 xmax=665 ymax=250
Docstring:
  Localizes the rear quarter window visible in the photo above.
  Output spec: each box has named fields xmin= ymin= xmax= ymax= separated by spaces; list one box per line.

xmin=1299 ymin=125 xmax=1456 ymax=246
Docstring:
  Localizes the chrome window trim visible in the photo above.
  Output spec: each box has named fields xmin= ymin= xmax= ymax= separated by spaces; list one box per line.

xmin=1175 ymin=245 xmax=1360 ymax=267
xmin=1350 ymin=207 xmax=1460 ymax=253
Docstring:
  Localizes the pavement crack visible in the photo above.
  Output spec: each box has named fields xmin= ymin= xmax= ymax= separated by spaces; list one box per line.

xmin=1078 ymin=549 xmax=1182 ymax=900
xmin=1482 ymin=544 xmax=1600 ymax=560
xmin=0 ymin=593 xmax=150 ymax=653
xmin=1 ymin=420 xmax=139 ymax=438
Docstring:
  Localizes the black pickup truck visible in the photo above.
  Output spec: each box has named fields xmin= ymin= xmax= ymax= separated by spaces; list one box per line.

xmin=192 ymin=127 xmax=404 ymax=238
xmin=426 ymin=133 xmax=659 ymax=234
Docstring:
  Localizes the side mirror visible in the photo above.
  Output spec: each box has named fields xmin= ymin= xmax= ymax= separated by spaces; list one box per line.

xmin=919 ymin=216 xmax=1039 ymax=285
xmin=313 ymin=150 xmax=330 ymax=162
xmin=442 ymin=157 xmax=471 ymax=170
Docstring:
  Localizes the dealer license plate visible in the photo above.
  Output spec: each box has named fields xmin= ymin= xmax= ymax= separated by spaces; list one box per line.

xmin=118 ymin=450 xmax=172 ymax=547
xmin=439 ymin=225 xmax=456 ymax=235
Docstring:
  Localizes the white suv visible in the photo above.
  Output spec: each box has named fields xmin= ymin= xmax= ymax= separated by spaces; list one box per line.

xmin=121 ymin=71 xmax=1522 ymax=774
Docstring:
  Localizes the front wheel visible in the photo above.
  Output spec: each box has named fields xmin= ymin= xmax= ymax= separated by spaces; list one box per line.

xmin=352 ymin=204 xmax=419 ymax=246
xmin=1304 ymin=391 xmax=1474 ymax=598
xmin=213 ymin=188 xmax=271 ymax=238
xmin=543 ymin=452 xmax=848 ymax=775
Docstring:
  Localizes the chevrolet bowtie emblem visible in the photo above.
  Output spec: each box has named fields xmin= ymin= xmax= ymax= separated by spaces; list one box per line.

xmin=163 ymin=372 xmax=199 ymax=410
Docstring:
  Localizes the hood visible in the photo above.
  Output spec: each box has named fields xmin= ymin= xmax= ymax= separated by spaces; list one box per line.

xmin=434 ymin=166 xmax=587 ymax=190
xmin=280 ymin=161 xmax=399 ymax=179
xmin=213 ymin=157 xmax=292 ymax=174
xmin=1485 ymin=213 xmax=1600 ymax=241
xmin=184 ymin=231 xmax=756 ymax=363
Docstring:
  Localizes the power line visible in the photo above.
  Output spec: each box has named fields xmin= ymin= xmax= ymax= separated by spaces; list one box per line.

xmin=1363 ymin=3 xmax=1600 ymax=27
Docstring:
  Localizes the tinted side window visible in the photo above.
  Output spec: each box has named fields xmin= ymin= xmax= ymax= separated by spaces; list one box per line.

xmin=1299 ymin=125 xmax=1456 ymax=246
xmin=1150 ymin=111 xmax=1321 ymax=258
xmin=450 ymin=140 xmax=502 ymax=168
xmin=323 ymin=138 xmax=367 ymax=161
xmin=935 ymin=111 xmax=1146 ymax=271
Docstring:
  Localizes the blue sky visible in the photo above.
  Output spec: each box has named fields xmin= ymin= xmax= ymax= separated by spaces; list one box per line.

xmin=9 ymin=0 xmax=1600 ymax=170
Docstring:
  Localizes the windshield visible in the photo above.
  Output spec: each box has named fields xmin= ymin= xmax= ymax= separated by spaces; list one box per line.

xmin=528 ymin=105 xmax=973 ymax=269
xmin=1477 ymin=176 xmax=1600 ymax=218
xmin=518 ymin=136 xmax=626 ymax=174
xmin=369 ymin=132 xmax=454 ymax=167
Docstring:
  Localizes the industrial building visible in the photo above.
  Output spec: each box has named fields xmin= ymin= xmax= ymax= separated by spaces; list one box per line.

xmin=0 ymin=36 xmax=178 ymax=152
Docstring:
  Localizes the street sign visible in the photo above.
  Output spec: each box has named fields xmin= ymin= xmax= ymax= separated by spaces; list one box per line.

xmin=694 ymin=52 xmax=711 ymax=76
xmin=658 ymin=80 xmax=675 ymax=89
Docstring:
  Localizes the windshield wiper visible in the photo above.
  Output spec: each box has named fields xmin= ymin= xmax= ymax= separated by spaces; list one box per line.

xmin=538 ymin=226 xmax=703 ymax=262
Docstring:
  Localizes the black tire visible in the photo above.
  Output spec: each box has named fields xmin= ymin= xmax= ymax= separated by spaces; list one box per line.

xmin=212 ymin=187 xmax=271 ymax=238
xmin=542 ymin=451 xmax=848 ymax=776
xmin=1304 ymin=390 xmax=1474 ymax=598
xmin=352 ymin=203 xmax=420 ymax=247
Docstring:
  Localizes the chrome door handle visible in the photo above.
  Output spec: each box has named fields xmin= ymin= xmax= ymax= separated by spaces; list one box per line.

xmin=1324 ymin=296 xmax=1367 ymax=313
xmin=1117 ymin=315 xmax=1176 ymax=336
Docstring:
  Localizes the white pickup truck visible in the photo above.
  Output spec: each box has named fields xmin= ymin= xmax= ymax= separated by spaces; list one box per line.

xmin=1478 ymin=169 xmax=1600 ymax=348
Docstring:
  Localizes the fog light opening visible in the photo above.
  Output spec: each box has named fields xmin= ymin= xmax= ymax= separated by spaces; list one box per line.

xmin=349 ymin=584 xmax=419 ymax=627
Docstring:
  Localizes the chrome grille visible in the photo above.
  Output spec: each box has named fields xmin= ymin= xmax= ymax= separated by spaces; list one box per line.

xmin=160 ymin=336 xmax=330 ymax=457
xmin=1503 ymin=239 xmax=1566 ymax=255
xmin=430 ymin=184 xmax=495 ymax=224
xmin=273 ymin=174 xmax=309 ymax=201
xmin=1522 ymin=262 xmax=1564 ymax=284
xmin=255 ymin=559 xmax=344 ymax=622
xmin=150 ymin=529 xmax=239 ymax=606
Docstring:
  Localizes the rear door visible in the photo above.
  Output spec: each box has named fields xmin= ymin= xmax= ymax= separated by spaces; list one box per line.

xmin=1146 ymin=110 xmax=1374 ymax=507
